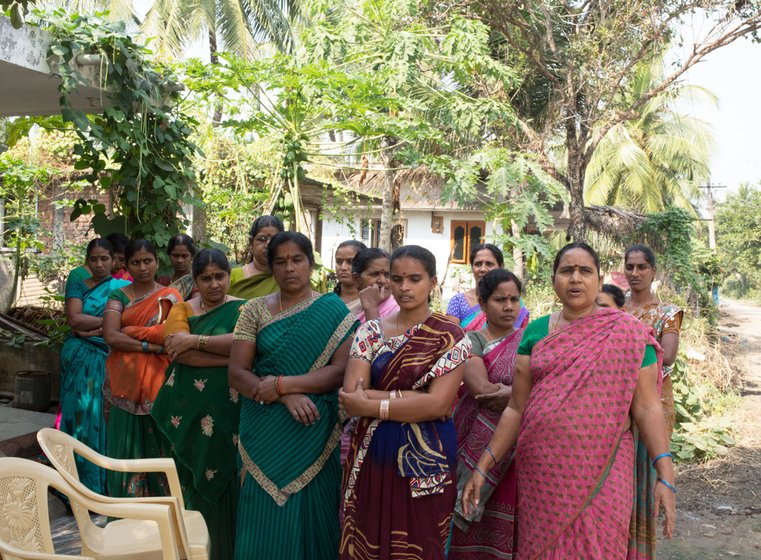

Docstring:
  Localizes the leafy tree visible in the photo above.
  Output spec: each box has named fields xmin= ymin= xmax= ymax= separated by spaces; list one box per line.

xmin=182 ymin=0 xmax=522 ymax=249
xmin=0 ymin=155 xmax=51 ymax=308
xmin=584 ymin=57 xmax=714 ymax=213
xmin=466 ymin=0 xmax=761 ymax=241
xmin=38 ymin=10 xmax=199 ymax=250
xmin=715 ymin=183 xmax=761 ymax=299
xmin=437 ymin=148 xmax=568 ymax=278
xmin=301 ymin=0 xmax=519 ymax=250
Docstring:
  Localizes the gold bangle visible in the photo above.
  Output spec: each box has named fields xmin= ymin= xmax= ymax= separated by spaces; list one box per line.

xmin=379 ymin=399 xmax=390 ymax=421
xmin=396 ymin=389 xmax=402 ymax=399
xmin=198 ymin=335 xmax=209 ymax=351
xmin=389 ymin=390 xmax=397 ymax=400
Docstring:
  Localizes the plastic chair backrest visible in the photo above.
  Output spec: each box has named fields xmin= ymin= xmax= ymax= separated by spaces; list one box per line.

xmin=0 ymin=457 xmax=70 ymax=555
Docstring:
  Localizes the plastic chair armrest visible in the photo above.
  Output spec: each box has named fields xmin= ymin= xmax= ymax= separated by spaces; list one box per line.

xmin=72 ymin=455 xmax=184 ymax=505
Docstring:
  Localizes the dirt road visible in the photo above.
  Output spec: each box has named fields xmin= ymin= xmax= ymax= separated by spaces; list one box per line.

xmin=658 ymin=298 xmax=761 ymax=559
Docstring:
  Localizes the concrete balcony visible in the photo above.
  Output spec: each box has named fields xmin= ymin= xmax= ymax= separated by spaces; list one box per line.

xmin=0 ymin=15 xmax=110 ymax=117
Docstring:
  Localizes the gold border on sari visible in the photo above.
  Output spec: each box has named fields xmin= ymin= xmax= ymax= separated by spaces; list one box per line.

xmin=238 ymin=424 xmax=342 ymax=506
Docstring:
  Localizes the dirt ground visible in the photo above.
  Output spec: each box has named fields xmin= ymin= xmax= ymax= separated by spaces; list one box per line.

xmin=658 ymin=298 xmax=761 ymax=559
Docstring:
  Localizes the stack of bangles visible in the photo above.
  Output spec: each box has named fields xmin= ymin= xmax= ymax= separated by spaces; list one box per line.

xmin=379 ymin=399 xmax=390 ymax=421
xmin=275 ymin=375 xmax=285 ymax=397
xmin=379 ymin=390 xmax=402 ymax=421
xmin=197 ymin=335 xmax=209 ymax=350
xmin=142 ymin=341 xmax=164 ymax=354
xmin=652 ymin=452 xmax=677 ymax=493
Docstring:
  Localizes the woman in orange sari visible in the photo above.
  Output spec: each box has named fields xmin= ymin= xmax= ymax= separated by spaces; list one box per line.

xmin=103 ymin=239 xmax=181 ymax=498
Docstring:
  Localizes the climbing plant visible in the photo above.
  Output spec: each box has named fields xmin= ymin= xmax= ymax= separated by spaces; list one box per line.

xmin=34 ymin=10 xmax=199 ymax=249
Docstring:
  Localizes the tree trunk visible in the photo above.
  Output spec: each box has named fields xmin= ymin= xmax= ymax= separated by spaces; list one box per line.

xmin=510 ymin=218 xmax=525 ymax=279
xmin=379 ymin=136 xmax=397 ymax=252
xmin=209 ymin=30 xmax=223 ymax=125
xmin=565 ymin=121 xmax=588 ymax=242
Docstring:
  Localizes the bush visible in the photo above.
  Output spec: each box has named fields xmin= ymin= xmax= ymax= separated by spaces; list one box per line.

xmin=669 ymin=309 xmax=744 ymax=462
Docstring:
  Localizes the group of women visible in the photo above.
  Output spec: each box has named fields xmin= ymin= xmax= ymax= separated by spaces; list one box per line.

xmin=59 ymin=215 xmax=681 ymax=560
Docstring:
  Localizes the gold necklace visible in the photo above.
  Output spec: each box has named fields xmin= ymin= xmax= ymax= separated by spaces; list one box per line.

xmin=131 ymin=282 xmax=156 ymax=301
xmin=396 ymin=311 xmax=431 ymax=335
xmin=484 ymin=324 xmax=513 ymax=341
xmin=201 ymin=295 xmax=227 ymax=314
xmin=278 ymin=290 xmax=313 ymax=314
xmin=550 ymin=311 xmax=564 ymax=333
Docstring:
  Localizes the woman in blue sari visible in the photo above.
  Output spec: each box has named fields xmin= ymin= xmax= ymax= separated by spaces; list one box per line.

xmin=447 ymin=244 xmax=529 ymax=331
xmin=60 ymin=238 xmax=131 ymax=493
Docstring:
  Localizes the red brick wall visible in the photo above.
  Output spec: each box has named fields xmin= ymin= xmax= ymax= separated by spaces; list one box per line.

xmin=36 ymin=185 xmax=111 ymax=248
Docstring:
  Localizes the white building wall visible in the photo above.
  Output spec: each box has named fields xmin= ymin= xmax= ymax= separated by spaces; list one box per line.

xmin=320 ymin=217 xmax=359 ymax=268
xmin=319 ymin=210 xmax=502 ymax=300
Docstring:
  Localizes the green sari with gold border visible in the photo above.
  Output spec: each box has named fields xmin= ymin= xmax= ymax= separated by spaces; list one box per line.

xmin=151 ymin=299 xmax=245 ymax=560
xmin=232 ymin=292 xmax=357 ymax=560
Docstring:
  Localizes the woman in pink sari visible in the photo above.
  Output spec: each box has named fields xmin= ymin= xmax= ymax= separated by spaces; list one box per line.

xmin=450 ymin=269 xmax=525 ymax=559
xmin=462 ymin=242 xmax=676 ymax=559
xmin=340 ymin=248 xmax=399 ymax=465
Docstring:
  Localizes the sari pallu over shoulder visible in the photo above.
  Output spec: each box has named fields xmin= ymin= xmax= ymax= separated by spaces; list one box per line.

xmin=152 ymin=299 xmax=246 ymax=501
xmin=237 ymin=293 xmax=358 ymax=506
xmin=341 ymin=313 xmax=468 ymax=560
xmin=103 ymin=286 xmax=181 ymax=415
xmin=451 ymin=328 xmax=523 ymax=534
xmin=517 ymin=309 xmax=662 ymax=560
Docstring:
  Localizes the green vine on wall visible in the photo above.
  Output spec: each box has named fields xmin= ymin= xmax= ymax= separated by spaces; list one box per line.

xmin=36 ymin=10 xmax=199 ymax=248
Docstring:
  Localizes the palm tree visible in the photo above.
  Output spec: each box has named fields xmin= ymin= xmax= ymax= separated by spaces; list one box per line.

xmin=140 ymin=0 xmax=301 ymax=60
xmin=584 ymin=58 xmax=715 ymax=213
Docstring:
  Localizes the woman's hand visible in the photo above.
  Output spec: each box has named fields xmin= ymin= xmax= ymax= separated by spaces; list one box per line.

xmin=461 ymin=468 xmax=485 ymax=517
xmin=476 ymin=382 xmax=512 ymax=412
xmin=164 ymin=332 xmax=198 ymax=360
xmin=280 ymin=394 xmax=320 ymax=426
xmin=339 ymin=378 xmax=371 ymax=417
xmin=74 ymin=328 xmax=102 ymax=338
xmin=359 ymin=285 xmax=387 ymax=310
xmin=121 ymin=325 xmax=142 ymax=338
xmin=253 ymin=375 xmax=279 ymax=404
xmin=654 ymin=480 xmax=677 ymax=538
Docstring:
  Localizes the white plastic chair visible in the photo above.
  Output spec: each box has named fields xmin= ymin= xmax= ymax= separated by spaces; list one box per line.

xmin=36 ymin=428 xmax=209 ymax=560
xmin=0 ymin=456 xmax=180 ymax=560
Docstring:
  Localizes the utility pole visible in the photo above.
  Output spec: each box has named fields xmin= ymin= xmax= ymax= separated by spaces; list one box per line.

xmin=698 ymin=180 xmax=726 ymax=250
xmin=699 ymin=180 xmax=726 ymax=306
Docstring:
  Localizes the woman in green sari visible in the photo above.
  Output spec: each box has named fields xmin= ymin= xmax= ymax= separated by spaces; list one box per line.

xmin=151 ymin=249 xmax=244 ymax=560
xmin=228 ymin=215 xmax=284 ymax=299
xmin=229 ymin=232 xmax=358 ymax=560
xmin=60 ymin=238 xmax=130 ymax=493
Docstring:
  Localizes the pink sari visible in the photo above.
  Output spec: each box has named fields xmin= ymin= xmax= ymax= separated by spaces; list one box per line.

xmin=517 ymin=309 xmax=660 ymax=559
xmin=450 ymin=329 xmax=524 ymax=559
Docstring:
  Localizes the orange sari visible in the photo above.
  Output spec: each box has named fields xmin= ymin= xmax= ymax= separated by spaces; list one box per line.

xmin=103 ymin=286 xmax=181 ymax=414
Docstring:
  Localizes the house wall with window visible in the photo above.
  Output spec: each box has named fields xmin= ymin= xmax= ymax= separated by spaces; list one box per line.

xmin=320 ymin=209 xmax=498 ymax=297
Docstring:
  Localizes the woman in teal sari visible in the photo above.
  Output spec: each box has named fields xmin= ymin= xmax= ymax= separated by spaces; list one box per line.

xmin=60 ymin=238 xmax=130 ymax=493
xmin=229 ymin=232 xmax=357 ymax=560
xmin=151 ymin=249 xmax=244 ymax=560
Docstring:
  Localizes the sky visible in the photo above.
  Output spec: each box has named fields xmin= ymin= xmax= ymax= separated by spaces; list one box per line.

xmin=676 ymin=31 xmax=761 ymax=200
